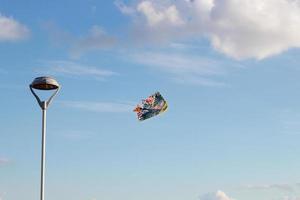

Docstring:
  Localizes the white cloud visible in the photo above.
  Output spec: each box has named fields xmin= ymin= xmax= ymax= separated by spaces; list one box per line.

xmin=43 ymin=23 xmax=116 ymax=58
xmin=71 ymin=25 xmax=116 ymax=58
xmin=129 ymin=51 xmax=233 ymax=87
xmin=117 ymin=0 xmax=300 ymax=59
xmin=114 ymin=0 xmax=136 ymax=15
xmin=37 ymin=60 xmax=117 ymax=80
xmin=131 ymin=51 xmax=224 ymax=75
xmin=60 ymin=101 xmax=132 ymax=113
xmin=137 ymin=1 xmax=184 ymax=26
xmin=200 ymin=184 xmax=300 ymax=200
xmin=197 ymin=0 xmax=300 ymax=59
xmin=0 ymin=157 xmax=10 ymax=166
xmin=245 ymin=183 xmax=294 ymax=192
xmin=200 ymin=191 xmax=235 ymax=200
xmin=282 ymin=196 xmax=300 ymax=200
xmin=0 ymin=14 xmax=30 ymax=41
xmin=216 ymin=191 xmax=234 ymax=200
xmin=241 ymin=182 xmax=300 ymax=200
xmin=172 ymin=76 xmax=227 ymax=87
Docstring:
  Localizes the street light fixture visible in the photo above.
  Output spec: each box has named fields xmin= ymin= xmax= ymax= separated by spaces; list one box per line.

xmin=30 ymin=76 xmax=60 ymax=200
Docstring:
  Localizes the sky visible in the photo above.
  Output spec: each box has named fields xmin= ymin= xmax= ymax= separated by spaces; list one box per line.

xmin=1 ymin=0 xmax=300 ymax=200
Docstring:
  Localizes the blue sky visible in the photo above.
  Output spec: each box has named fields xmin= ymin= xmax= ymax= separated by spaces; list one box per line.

xmin=1 ymin=0 xmax=300 ymax=200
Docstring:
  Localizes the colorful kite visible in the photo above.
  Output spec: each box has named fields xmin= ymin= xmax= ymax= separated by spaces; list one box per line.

xmin=133 ymin=92 xmax=168 ymax=121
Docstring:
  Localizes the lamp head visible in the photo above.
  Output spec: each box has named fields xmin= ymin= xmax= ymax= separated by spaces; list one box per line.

xmin=30 ymin=76 xmax=60 ymax=90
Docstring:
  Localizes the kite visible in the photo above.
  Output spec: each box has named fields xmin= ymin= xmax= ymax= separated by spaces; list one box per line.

xmin=133 ymin=92 xmax=168 ymax=121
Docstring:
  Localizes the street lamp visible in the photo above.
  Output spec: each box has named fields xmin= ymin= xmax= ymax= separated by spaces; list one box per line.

xmin=30 ymin=76 xmax=60 ymax=200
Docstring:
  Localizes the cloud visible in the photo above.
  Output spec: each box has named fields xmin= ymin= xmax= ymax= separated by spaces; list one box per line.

xmin=129 ymin=51 xmax=234 ymax=87
xmin=117 ymin=0 xmax=300 ymax=60
xmin=36 ymin=60 xmax=117 ymax=80
xmin=137 ymin=1 xmax=184 ymax=27
xmin=114 ymin=0 xmax=136 ymax=15
xmin=282 ymin=196 xmax=300 ymax=200
xmin=0 ymin=192 xmax=6 ymax=200
xmin=60 ymin=101 xmax=132 ymax=113
xmin=172 ymin=76 xmax=227 ymax=87
xmin=0 ymin=14 xmax=30 ymax=41
xmin=245 ymin=183 xmax=294 ymax=192
xmin=0 ymin=157 xmax=10 ymax=166
xmin=42 ymin=22 xmax=73 ymax=46
xmin=131 ymin=51 xmax=224 ymax=75
xmin=200 ymin=191 xmax=234 ymax=200
xmin=215 ymin=191 xmax=234 ymax=200
xmin=241 ymin=183 xmax=300 ymax=200
xmin=200 ymin=184 xmax=300 ymax=200
xmin=43 ymin=23 xmax=116 ymax=58
xmin=71 ymin=25 xmax=117 ymax=58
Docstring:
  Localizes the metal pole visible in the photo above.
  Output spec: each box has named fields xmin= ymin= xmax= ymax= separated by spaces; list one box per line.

xmin=40 ymin=102 xmax=47 ymax=200
xmin=30 ymin=77 xmax=60 ymax=200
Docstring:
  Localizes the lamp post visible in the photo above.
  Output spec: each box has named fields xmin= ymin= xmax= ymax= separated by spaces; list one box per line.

xmin=30 ymin=77 xmax=60 ymax=200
